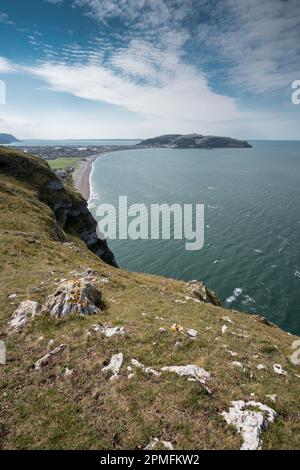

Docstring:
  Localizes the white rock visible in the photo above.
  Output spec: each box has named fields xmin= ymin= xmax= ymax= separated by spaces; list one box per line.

xmin=205 ymin=326 xmax=213 ymax=331
xmin=48 ymin=339 xmax=55 ymax=347
xmin=273 ymin=364 xmax=287 ymax=375
xmin=65 ymin=367 xmax=74 ymax=377
xmin=34 ymin=344 xmax=67 ymax=370
xmin=266 ymin=394 xmax=277 ymax=402
xmin=161 ymin=364 xmax=210 ymax=385
xmin=186 ymin=328 xmax=198 ymax=338
xmin=227 ymin=350 xmax=238 ymax=357
xmin=131 ymin=358 xmax=161 ymax=376
xmin=221 ymin=400 xmax=277 ymax=450
xmin=159 ymin=327 xmax=166 ymax=332
xmin=0 ymin=340 xmax=6 ymax=365
xmin=93 ymin=324 xmax=125 ymax=337
xmin=144 ymin=437 xmax=174 ymax=450
xmin=257 ymin=364 xmax=266 ymax=370
xmin=231 ymin=361 xmax=246 ymax=371
xmin=175 ymin=299 xmax=186 ymax=304
xmin=221 ymin=325 xmax=228 ymax=335
xmin=8 ymin=293 xmax=18 ymax=299
xmin=102 ymin=353 xmax=123 ymax=380
xmin=9 ymin=300 xmax=40 ymax=329
xmin=155 ymin=316 xmax=164 ymax=321
xmin=222 ymin=316 xmax=235 ymax=324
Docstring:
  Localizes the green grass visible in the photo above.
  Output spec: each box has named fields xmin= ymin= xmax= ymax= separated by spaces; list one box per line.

xmin=0 ymin=146 xmax=300 ymax=450
xmin=48 ymin=157 xmax=80 ymax=170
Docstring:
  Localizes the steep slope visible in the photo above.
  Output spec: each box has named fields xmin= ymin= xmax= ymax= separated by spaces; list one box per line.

xmin=0 ymin=147 xmax=116 ymax=266
xmin=0 ymin=148 xmax=299 ymax=450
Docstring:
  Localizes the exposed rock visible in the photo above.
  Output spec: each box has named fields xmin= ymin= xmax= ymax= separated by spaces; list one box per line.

xmin=221 ymin=400 xmax=277 ymax=450
xmin=34 ymin=344 xmax=67 ymax=370
xmin=47 ymin=179 xmax=64 ymax=190
xmin=273 ymin=364 xmax=287 ymax=376
xmin=231 ymin=361 xmax=246 ymax=371
xmin=9 ymin=300 xmax=40 ymax=329
xmin=0 ymin=340 xmax=6 ymax=365
xmin=290 ymin=339 xmax=300 ymax=365
xmin=8 ymin=293 xmax=18 ymax=299
xmin=102 ymin=353 xmax=123 ymax=380
xmin=170 ymin=323 xmax=184 ymax=333
xmin=256 ymin=316 xmax=275 ymax=327
xmin=64 ymin=367 xmax=74 ymax=377
xmin=186 ymin=328 xmax=198 ymax=338
xmin=144 ymin=437 xmax=174 ymax=450
xmin=43 ymin=279 xmax=102 ymax=317
xmin=221 ymin=325 xmax=228 ymax=335
xmin=266 ymin=394 xmax=277 ymax=402
xmin=185 ymin=280 xmax=222 ymax=306
xmin=131 ymin=359 xmax=161 ymax=377
xmin=257 ymin=364 xmax=266 ymax=370
xmin=93 ymin=324 xmax=125 ymax=337
xmin=161 ymin=364 xmax=210 ymax=386
xmin=222 ymin=316 xmax=235 ymax=324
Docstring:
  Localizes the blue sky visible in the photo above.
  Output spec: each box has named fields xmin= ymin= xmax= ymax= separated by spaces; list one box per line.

xmin=0 ymin=0 xmax=299 ymax=139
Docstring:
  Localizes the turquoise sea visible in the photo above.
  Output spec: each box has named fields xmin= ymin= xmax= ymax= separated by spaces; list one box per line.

xmin=89 ymin=141 xmax=300 ymax=335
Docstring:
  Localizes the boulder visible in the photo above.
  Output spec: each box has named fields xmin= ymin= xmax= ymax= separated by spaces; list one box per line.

xmin=34 ymin=344 xmax=67 ymax=370
xmin=9 ymin=300 xmax=40 ymax=329
xmin=0 ymin=340 xmax=6 ymax=365
xmin=221 ymin=400 xmax=277 ymax=450
xmin=101 ymin=353 xmax=123 ymax=380
xmin=43 ymin=279 xmax=102 ymax=317
xmin=185 ymin=280 xmax=222 ymax=306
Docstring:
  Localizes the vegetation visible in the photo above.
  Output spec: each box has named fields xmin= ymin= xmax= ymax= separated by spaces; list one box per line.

xmin=0 ymin=146 xmax=299 ymax=450
xmin=47 ymin=157 xmax=80 ymax=170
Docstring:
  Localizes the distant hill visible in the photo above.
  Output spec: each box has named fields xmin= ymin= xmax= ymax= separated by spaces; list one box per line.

xmin=138 ymin=133 xmax=252 ymax=149
xmin=0 ymin=133 xmax=20 ymax=144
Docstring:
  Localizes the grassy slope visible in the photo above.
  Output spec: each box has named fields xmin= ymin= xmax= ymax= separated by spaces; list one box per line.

xmin=48 ymin=157 xmax=80 ymax=170
xmin=0 ymin=147 xmax=299 ymax=450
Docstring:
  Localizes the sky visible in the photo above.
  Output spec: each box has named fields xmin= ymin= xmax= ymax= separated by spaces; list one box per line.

xmin=0 ymin=0 xmax=299 ymax=140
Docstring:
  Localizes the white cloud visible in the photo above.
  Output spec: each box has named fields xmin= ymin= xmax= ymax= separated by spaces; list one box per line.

xmin=0 ymin=57 xmax=15 ymax=73
xmin=23 ymin=40 xmax=243 ymax=123
xmin=198 ymin=0 xmax=300 ymax=92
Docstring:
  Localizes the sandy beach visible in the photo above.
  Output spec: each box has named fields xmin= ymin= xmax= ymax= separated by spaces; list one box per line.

xmin=73 ymin=155 xmax=98 ymax=201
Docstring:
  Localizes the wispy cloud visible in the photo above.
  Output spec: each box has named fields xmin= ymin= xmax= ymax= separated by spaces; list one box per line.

xmin=0 ymin=56 xmax=15 ymax=73
xmin=22 ymin=39 xmax=244 ymax=123
xmin=0 ymin=12 xmax=15 ymax=26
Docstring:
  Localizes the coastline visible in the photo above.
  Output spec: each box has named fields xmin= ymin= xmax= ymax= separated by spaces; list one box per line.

xmin=73 ymin=155 xmax=98 ymax=202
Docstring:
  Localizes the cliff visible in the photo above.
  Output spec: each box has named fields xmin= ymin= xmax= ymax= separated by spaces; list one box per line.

xmin=138 ymin=133 xmax=252 ymax=149
xmin=0 ymin=147 xmax=116 ymax=266
xmin=0 ymin=148 xmax=299 ymax=450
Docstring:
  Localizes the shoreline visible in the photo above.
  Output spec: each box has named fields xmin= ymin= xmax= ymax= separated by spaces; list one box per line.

xmin=73 ymin=155 xmax=100 ymax=202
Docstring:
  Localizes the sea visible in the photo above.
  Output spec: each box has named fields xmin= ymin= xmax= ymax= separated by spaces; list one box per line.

xmin=88 ymin=141 xmax=300 ymax=335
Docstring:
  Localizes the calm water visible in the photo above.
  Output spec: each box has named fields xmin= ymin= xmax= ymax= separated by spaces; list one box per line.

xmin=89 ymin=141 xmax=300 ymax=335
xmin=10 ymin=139 xmax=140 ymax=147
